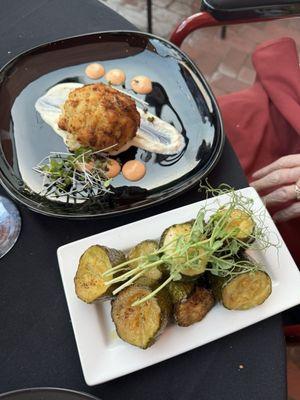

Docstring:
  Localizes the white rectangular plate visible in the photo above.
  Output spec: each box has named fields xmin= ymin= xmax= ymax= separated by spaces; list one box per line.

xmin=57 ymin=187 xmax=300 ymax=386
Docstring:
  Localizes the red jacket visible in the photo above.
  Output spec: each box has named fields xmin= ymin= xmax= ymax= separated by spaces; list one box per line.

xmin=218 ymin=37 xmax=300 ymax=266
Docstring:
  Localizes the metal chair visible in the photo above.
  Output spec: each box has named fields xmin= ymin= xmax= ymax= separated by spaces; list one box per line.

xmin=170 ymin=0 xmax=300 ymax=47
xmin=147 ymin=0 xmax=152 ymax=33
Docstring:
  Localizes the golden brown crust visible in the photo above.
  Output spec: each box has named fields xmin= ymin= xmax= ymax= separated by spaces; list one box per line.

xmin=221 ymin=271 xmax=272 ymax=310
xmin=174 ymin=287 xmax=214 ymax=327
xmin=111 ymin=286 xmax=170 ymax=349
xmin=58 ymin=83 xmax=140 ymax=151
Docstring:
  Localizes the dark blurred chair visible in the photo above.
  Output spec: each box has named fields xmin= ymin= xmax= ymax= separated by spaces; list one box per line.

xmin=169 ymin=0 xmax=300 ymax=340
xmin=170 ymin=0 xmax=300 ymax=47
xmin=147 ymin=0 xmax=152 ymax=33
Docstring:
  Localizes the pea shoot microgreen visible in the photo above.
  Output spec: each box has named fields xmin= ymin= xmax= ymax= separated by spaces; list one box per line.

xmin=102 ymin=183 xmax=280 ymax=306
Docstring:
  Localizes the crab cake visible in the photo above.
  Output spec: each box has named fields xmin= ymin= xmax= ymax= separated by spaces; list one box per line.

xmin=58 ymin=83 xmax=140 ymax=152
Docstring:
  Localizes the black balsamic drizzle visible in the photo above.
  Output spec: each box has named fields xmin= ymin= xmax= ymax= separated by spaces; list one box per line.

xmin=145 ymin=82 xmax=188 ymax=167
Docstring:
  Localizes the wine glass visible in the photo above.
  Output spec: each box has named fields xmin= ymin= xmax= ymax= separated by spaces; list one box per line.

xmin=0 ymin=195 xmax=21 ymax=259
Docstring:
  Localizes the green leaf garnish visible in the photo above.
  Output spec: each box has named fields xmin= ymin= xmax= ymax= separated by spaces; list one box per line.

xmin=102 ymin=182 xmax=280 ymax=306
xmin=33 ymin=147 xmax=117 ymax=201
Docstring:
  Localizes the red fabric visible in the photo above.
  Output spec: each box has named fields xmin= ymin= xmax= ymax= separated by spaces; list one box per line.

xmin=217 ymin=37 xmax=300 ymax=266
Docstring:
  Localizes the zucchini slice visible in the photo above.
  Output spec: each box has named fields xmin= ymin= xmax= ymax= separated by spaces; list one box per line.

xmin=160 ymin=222 xmax=208 ymax=277
xmin=74 ymin=245 xmax=125 ymax=303
xmin=167 ymin=281 xmax=194 ymax=304
xmin=127 ymin=240 xmax=162 ymax=286
xmin=211 ymin=208 xmax=255 ymax=242
xmin=111 ymin=285 xmax=171 ymax=349
xmin=212 ymin=269 xmax=272 ymax=310
xmin=174 ymin=287 xmax=215 ymax=327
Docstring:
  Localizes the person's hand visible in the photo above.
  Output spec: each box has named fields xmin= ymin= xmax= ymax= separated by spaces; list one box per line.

xmin=250 ymin=154 xmax=300 ymax=222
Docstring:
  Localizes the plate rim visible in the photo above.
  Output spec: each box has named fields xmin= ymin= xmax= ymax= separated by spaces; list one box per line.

xmin=0 ymin=387 xmax=100 ymax=399
xmin=0 ymin=30 xmax=225 ymax=218
xmin=57 ymin=187 xmax=300 ymax=386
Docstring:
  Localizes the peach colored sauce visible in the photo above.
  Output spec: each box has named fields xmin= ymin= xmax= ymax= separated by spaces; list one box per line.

xmin=122 ymin=160 xmax=146 ymax=181
xmin=106 ymin=159 xmax=121 ymax=178
xmin=130 ymin=75 xmax=152 ymax=94
xmin=76 ymin=161 xmax=94 ymax=173
xmin=105 ymin=69 xmax=126 ymax=85
xmin=85 ymin=63 xmax=105 ymax=80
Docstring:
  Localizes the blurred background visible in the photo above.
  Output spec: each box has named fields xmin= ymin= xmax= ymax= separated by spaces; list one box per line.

xmin=101 ymin=0 xmax=300 ymax=97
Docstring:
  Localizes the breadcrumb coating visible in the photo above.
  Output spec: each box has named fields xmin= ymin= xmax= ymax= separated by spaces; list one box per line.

xmin=58 ymin=83 xmax=140 ymax=151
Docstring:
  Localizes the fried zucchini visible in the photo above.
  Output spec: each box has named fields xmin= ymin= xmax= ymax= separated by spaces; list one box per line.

xmin=211 ymin=208 xmax=255 ymax=242
xmin=74 ymin=245 xmax=125 ymax=303
xmin=211 ymin=269 xmax=272 ymax=310
xmin=167 ymin=281 xmax=194 ymax=304
xmin=160 ymin=222 xmax=208 ymax=277
xmin=127 ymin=240 xmax=162 ymax=286
xmin=174 ymin=286 xmax=215 ymax=327
xmin=111 ymin=285 xmax=171 ymax=349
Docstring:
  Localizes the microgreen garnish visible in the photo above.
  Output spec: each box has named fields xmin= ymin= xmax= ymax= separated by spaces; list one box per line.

xmin=102 ymin=183 xmax=280 ymax=306
xmin=33 ymin=145 xmax=116 ymax=201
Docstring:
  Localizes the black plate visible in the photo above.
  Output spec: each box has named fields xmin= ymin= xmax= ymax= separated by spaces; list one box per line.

xmin=0 ymin=31 xmax=224 ymax=218
xmin=0 ymin=388 xmax=100 ymax=400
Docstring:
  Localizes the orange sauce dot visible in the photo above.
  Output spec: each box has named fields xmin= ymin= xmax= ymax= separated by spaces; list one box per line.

xmin=76 ymin=161 xmax=94 ymax=173
xmin=105 ymin=69 xmax=126 ymax=85
xmin=85 ymin=63 xmax=105 ymax=79
xmin=131 ymin=75 xmax=152 ymax=94
xmin=106 ymin=159 xmax=121 ymax=178
xmin=122 ymin=160 xmax=146 ymax=181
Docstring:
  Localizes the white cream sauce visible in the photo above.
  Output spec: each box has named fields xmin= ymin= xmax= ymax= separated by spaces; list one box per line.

xmin=35 ymin=82 xmax=185 ymax=155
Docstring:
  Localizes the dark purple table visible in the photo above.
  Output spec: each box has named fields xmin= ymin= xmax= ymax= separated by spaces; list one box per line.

xmin=0 ymin=1 xmax=286 ymax=399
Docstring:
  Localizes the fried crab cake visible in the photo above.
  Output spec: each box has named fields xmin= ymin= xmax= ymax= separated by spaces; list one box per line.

xmin=58 ymin=83 xmax=140 ymax=152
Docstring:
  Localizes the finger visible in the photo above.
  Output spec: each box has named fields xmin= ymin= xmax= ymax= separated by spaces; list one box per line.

xmin=263 ymin=185 xmax=297 ymax=207
xmin=250 ymin=167 xmax=300 ymax=192
xmin=273 ymin=202 xmax=300 ymax=223
xmin=252 ymin=154 xmax=300 ymax=179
